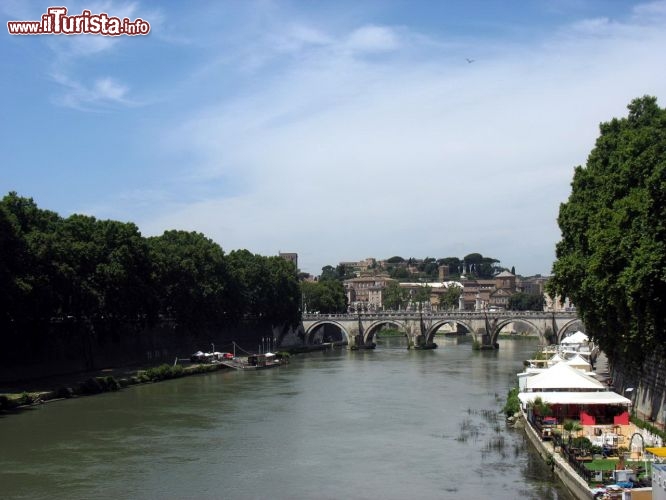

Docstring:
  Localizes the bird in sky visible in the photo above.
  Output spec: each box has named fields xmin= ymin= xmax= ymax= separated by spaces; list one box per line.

xmin=466 ymin=58 xmax=475 ymax=63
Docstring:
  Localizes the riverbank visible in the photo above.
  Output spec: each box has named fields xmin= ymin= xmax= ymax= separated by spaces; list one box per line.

xmin=0 ymin=362 xmax=228 ymax=413
xmin=519 ymin=408 xmax=596 ymax=499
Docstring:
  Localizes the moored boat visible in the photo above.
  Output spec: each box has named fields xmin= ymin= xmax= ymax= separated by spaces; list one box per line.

xmin=221 ymin=352 xmax=283 ymax=370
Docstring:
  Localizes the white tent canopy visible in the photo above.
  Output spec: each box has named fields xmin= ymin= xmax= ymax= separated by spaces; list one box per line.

xmin=518 ymin=391 xmax=631 ymax=406
xmin=561 ymin=330 xmax=589 ymax=344
xmin=524 ymin=361 xmax=605 ymax=392
xmin=566 ymin=353 xmax=592 ymax=372
xmin=548 ymin=353 xmax=565 ymax=365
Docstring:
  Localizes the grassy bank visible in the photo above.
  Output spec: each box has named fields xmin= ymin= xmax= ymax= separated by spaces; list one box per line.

xmin=0 ymin=362 xmax=225 ymax=413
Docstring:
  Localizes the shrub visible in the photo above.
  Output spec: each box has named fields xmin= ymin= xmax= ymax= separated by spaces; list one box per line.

xmin=631 ymin=416 xmax=666 ymax=442
xmin=56 ymin=387 xmax=74 ymax=399
xmin=95 ymin=376 xmax=120 ymax=391
xmin=143 ymin=364 xmax=185 ymax=382
xmin=572 ymin=436 xmax=592 ymax=450
xmin=79 ymin=377 xmax=104 ymax=394
xmin=18 ymin=392 xmax=34 ymax=405
xmin=503 ymin=387 xmax=521 ymax=417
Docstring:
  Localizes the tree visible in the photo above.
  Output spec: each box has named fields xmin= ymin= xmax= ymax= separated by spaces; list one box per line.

xmin=382 ymin=281 xmax=407 ymax=310
xmin=226 ymin=249 xmax=301 ymax=327
xmin=335 ymin=264 xmax=356 ymax=281
xmin=149 ymin=230 xmax=230 ymax=328
xmin=301 ymin=279 xmax=346 ymax=313
xmin=413 ymin=285 xmax=432 ymax=310
xmin=320 ymin=265 xmax=338 ymax=281
xmin=439 ymin=284 xmax=462 ymax=310
xmin=462 ymin=253 xmax=501 ymax=278
xmin=508 ymin=292 xmax=545 ymax=311
xmin=388 ymin=266 xmax=410 ymax=280
xmin=548 ymin=96 xmax=666 ymax=363
xmin=438 ymin=257 xmax=462 ymax=276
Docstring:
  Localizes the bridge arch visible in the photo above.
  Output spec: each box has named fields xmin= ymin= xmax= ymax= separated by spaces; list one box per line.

xmin=494 ymin=318 xmax=544 ymax=339
xmin=364 ymin=320 xmax=408 ymax=344
xmin=304 ymin=321 xmax=351 ymax=345
xmin=556 ymin=319 xmax=585 ymax=343
xmin=425 ymin=320 xmax=473 ymax=344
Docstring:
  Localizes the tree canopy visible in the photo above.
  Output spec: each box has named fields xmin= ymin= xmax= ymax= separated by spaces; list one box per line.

xmin=508 ymin=292 xmax=544 ymax=311
xmin=301 ymin=279 xmax=347 ymax=313
xmin=0 ymin=193 xmax=302 ymax=350
xmin=382 ymin=281 xmax=408 ymax=310
xmin=548 ymin=96 xmax=666 ymax=362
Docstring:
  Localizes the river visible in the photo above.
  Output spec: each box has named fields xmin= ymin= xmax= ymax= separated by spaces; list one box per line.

xmin=0 ymin=336 xmax=574 ymax=500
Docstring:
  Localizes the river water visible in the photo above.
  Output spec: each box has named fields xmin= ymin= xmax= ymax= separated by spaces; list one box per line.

xmin=0 ymin=336 xmax=574 ymax=500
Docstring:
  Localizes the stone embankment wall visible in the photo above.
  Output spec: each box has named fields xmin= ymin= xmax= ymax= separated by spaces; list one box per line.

xmin=519 ymin=411 xmax=594 ymax=500
xmin=611 ymin=352 xmax=666 ymax=428
xmin=0 ymin=320 xmax=276 ymax=384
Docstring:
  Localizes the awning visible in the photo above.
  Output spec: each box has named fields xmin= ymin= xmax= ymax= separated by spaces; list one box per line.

xmin=646 ymin=447 xmax=666 ymax=458
xmin=518 ymin=391 xmax=632 ymax=406
xmin=524 ymin=362 xmax=605 ymax=391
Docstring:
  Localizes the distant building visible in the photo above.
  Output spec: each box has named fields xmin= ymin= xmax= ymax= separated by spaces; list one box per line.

xmin=399 ymin=281 xmax=463 ymax=311
xmin=338 ymin=258 xmax=377 ymax=276
xmin=518 ymin=275 xmax=549 ymax=295
xmin=343 ymin=276 xmax=395 ymax=310
xmin=494 ymin=270 xmax=516 ymax=291
xmin=460 ymin=279 xmax=496 ymax=311
xmin=279 ymin=252 xmax=298 ymax=270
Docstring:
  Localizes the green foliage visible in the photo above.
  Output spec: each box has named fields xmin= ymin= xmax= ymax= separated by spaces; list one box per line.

xmin=463 ymin=253 xmax=501 ymax=279
xmin=631 ymin=415 xmax=666 ymax=442
xmin=79 ymin=377 xmax=104 ymax=394
xmin=549 ymin=96 xmax=666 ymax=363
xmin=438 ymin=257 xmax=462 ymax=276
xmin=413 ymin=285 xmax=432 ymax=307
xmin=382 ymin=280 xmax=408 ymax=310
xmin=143 ymin=364 xmax=185 ymax=381
xmin=148 ymin=230 xmax=232 ymax=328
xmin=508 ymin=292 xmax=545 ymax=311
xmin=502 ymin=386 xmax=520 ymax=417
xmin=571 ymin=436 xmax=592 ymax=450
xmin=301 ymin=279 xmax=347 ymax=313
xmin=388 ymin=266 xmax=410 ymax=280
xmin=439 ymin=284 xmax=462 ymax=310
xmin=100 ymin=376 xmax=120 ymax=391
xmin=375 ymin=327 xmax=404 ymax=337
xmin=0 ymin=193 xmax=302 ymax=361
xmin=531 ymin=397 xmax=553 ymax=417
xmin=17 ymin=391 xmax=34 ymax=405
xmin=563 ymin=420 xmax=583 ymax=439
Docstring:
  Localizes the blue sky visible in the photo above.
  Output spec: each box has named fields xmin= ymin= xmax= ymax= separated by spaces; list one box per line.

xmin=2 ymin=1 xmax=665 ymax=276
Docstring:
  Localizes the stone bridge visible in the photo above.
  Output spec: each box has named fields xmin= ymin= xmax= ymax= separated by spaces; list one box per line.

xmin=300 ymin=311 xmax=582 ymax=349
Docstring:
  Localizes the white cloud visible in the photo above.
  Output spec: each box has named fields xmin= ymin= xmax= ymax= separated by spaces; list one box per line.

xmin=51 ymin=73 xmax=132 ymax=110
xmin=128 ymin=6 xmax=666 ymax=275
xmin=37 ymin=0 xmax=148 ymax=110
xmin=344 ymin=25 xmax=401 ymax=53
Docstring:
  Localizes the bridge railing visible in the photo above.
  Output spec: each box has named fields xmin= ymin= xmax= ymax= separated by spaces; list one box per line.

xmin=302 ymin=310 xmax=578 ymax=321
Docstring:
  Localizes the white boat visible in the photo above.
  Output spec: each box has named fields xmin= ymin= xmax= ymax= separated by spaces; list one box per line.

xmin=221 ymin=352 xmax=282 ymax=370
